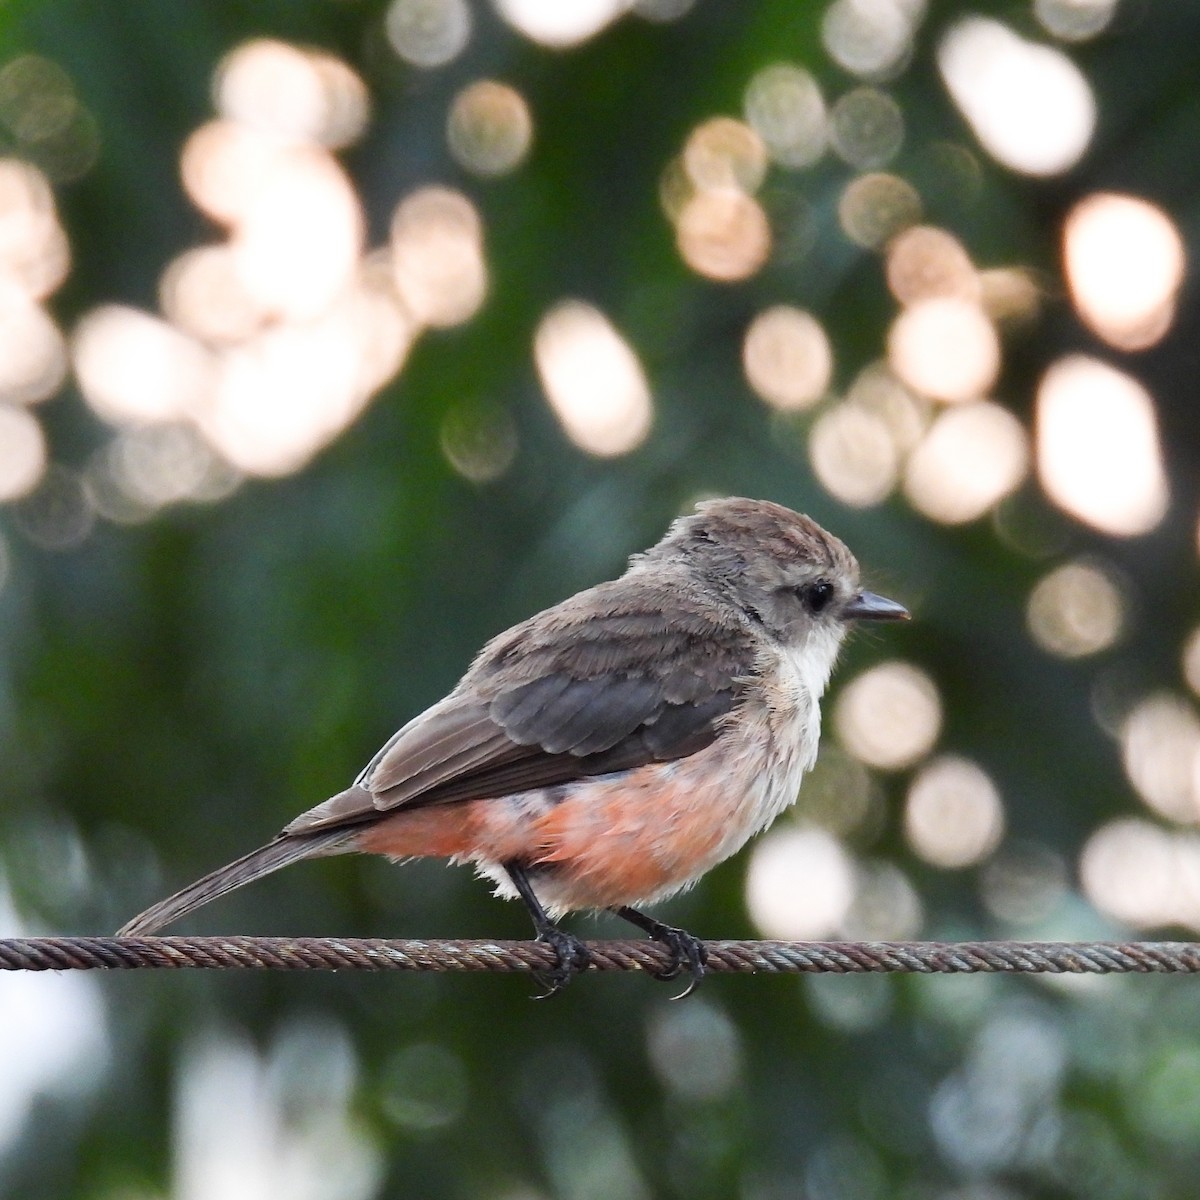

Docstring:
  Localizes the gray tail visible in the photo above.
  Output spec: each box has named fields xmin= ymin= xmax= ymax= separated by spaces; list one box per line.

xmin=117 ymin=829 xmax=352 ymax=937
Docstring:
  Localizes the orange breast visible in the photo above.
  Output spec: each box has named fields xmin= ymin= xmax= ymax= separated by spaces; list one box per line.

xmin=353 ymin=701 xmax=799 ymax=914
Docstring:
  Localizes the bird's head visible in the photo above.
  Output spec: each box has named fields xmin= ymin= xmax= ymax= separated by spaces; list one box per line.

xmin=639 ymin=497 xmax=909 ymax=657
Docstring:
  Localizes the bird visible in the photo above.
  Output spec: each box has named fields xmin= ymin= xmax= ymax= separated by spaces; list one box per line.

xmin=118 ymin=497 xmax=908 ymax=993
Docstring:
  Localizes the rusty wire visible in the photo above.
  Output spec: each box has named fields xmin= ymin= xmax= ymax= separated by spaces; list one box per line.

xmin=2 ymin=936 xmax=1200 ymax=976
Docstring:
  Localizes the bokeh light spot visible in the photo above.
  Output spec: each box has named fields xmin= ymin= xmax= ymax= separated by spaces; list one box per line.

xmin=1036 ymin=355 xmax=1168 ymax=537
xmin=101 ymin=424 xmax=236 ymax=512
xmin=390 ymin=186 xmax=488 ymax=327
xmin=182 ymin=119 xmax=280 ymax=227
xmin=347 ymin=250 xmax=420 ymax=394
xmin=181 ymin=122 xmax=367 ymax=327
xmin=838 ymin=172 xmax=921 ymax=249
xmin=903 ymin=401 xmax=1027 ymax=525
xmin=745 ymin=827 xmax=856 ymax=940
xmin=534 ymin=300 xmax=653 ymax=457
xmin=938 ymin=16 xmax=1095 ymax=176
xmin=0 ymin=878 xmax=110 ymax=1153
xmin=25 ymin=108 xmax=100 ymax=184
xmin=0 ymin=283 xmax=66 ymax=404
xmin=743 ymin=64 xmax=828 ymax=169
xmin=675 ymin=189 xmax=771 ymax=282
xmin=440 ymin=400 xmax=518 ymax=483
xmin=844 ymin=860 xmax=924 ymax=940
xmin=160 ymin=244 xmax=265 ymax=344
xmin=846 ymin=361 xmax=929 ymax=455
xmin=0 ymin=56 xmax=99 ymax=183
xmin=385 ymin=0 xmax=473 ymax=67
xmin=72 ymin=306 xmax=215 ymax=426
xmin=447 ymin=80 xmax=533 ymax=177
xmin=176 ymin=1025 xmax=381 ymax=1200
xmin=1120 ymin=693 xmax=1200 ymax=825
xmin=807 ymin=977 xmax=895 ymax=1037
xmin=198 ymin=313 xmax=395 ymax=478
xmin=683 ymin=117 xmax=768 ymax=194
xmin=1064 ymin=193 xmax=1185 ymax=352
xmin=1027 ymin=559 xmax=1124 ymax=659
xmin=979 ymin=266 xmax=1041 ymax=325
xmin=0 ymin=54 xmax=78 ymax=177
xmin=980 ymin=841 xmax=1068 ymax=926
xmin=380 ymin=1042 xmax=468 ymax=1131
xmin=1035 ymin=0 xmax=1118 ymax=42
xmin=493 ymin=0 xmax=629 ymax=48
xmin=1081 ymin=818 xmax=1200 ymax=931
xmin=829 ymin=87 xmax=905 ymax=168
xmin=646 ymin=1000 xmax=741 ymax=1102
xmin=0 ymin=157 xmax=70 ymax=299
xmin=0 ymin=405 xmax=46 ymax=500
xmin=215 ymin=40 xmax=369 ymax=148
xmin=809 ymin=402 xmax=899 ymax=508
xmin=1183 ymin=628 xmax=1200 ymax=701
xmin=822 ymin=0 xmax=925 ymax=80
xmin=835 ymin=661 xmax=942 ymax=770
xmin=12 ymin=464 xmax=95 ymax=550
xmin=742 ymin=306 xmax=832 ymax=411
xmin=885 ymin=225 xmax=980 ymax=305
xmin=656 ymin=156 xmax=692 ymax=224
xmin=793 ymin=745 xmax=878 ymax=837
xmin=633 ymin=0 xmax=695 ymax=19
xmin=905 ymin=755 xmax=1005 ymax=869
xmin=888 ymin=297 xmax=999 ymax=402
xmin=0 ymin=56 xmax=76 ymax=144
xmin=230 ymin=150 xmax=364 ymax=322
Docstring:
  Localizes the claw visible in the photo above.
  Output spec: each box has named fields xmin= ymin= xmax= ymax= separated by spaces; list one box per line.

xmin=651 ymin=925 xmax=708 ymax=999
xmin=613 ymin=905 xmax=707 ymax=998
xmin=532 ymin=926 xmax=592 ymax=999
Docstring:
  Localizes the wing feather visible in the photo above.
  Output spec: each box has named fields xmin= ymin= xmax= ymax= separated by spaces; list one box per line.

xmin=285 ymin=571 xmax=756 ymax=836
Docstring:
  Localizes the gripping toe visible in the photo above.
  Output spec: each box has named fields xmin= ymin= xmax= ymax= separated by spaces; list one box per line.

xmin=532 ymin=927 xmax=592 ymax=998
xmin=649 ymin=924 xmax=708 ymax=998
xmin=613 ymin=905 xmax=707 ymax=998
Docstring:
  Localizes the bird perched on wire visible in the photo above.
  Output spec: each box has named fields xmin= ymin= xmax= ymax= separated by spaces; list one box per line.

xmin=119 ymin=497 xmax=908 ymax=994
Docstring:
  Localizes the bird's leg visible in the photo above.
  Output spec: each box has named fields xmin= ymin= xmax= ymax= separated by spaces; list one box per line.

xmin=613 ymin=905 xmax=707 ymax=998
xmin=504 ymin=861 xmax=591 ymax=997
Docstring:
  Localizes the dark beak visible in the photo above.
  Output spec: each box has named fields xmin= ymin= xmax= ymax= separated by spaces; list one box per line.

xmin=843 ymin=590 xmax=910 ymax=621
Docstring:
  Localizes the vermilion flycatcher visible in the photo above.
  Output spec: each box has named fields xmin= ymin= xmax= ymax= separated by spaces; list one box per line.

xmin=119 ymin=497 xmax=908 ymax=992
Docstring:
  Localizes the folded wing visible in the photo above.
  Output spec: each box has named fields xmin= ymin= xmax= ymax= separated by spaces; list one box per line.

xmin=286 ymin=577 xmax=753 ymax=835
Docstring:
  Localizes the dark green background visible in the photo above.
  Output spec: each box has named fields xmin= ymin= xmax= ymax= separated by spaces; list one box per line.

xmin=3 ymin=2 xmax=1200 ymax=1197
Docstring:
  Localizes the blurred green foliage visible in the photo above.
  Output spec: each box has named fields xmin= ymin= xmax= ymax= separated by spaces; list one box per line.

xmin=3 ymin=2 xmax=1200 ymax=1198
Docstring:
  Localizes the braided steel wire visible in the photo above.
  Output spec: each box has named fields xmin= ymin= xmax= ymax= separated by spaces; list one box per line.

xmin=2 ymin=936 xmax=1199 ymax=975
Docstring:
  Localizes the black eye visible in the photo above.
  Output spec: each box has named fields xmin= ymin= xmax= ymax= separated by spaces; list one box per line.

xmin=798 ymin=579 xmax=835 ymax=614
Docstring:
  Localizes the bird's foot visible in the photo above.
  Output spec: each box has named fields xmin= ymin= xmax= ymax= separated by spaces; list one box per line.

xmin=648 ymin=924 xmax=708 ymax=999
xmin=614 ymin=906 xmax=707 ymax=998
xmin=532 ymin=926 xmax=592 ymax=999
xmin=503 ymin=860 xmax=592 ymax=998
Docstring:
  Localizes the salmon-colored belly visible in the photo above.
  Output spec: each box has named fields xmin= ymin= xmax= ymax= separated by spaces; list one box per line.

xmin=353 ymin=717 xmax=800 ymax=914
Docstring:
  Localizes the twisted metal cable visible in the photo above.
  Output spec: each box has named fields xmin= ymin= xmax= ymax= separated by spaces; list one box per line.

xmin=3 ymin=936 xmax=1200 ymax=975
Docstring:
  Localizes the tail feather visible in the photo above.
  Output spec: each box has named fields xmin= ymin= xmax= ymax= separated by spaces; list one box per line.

xmin=117 ymin=829 xmax=353 ymax=937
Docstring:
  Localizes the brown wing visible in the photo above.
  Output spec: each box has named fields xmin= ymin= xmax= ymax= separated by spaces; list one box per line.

xmin=285 ymin=573 xmax=755 ymax=835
